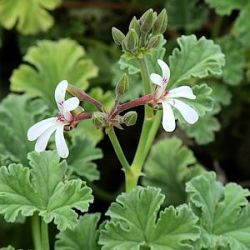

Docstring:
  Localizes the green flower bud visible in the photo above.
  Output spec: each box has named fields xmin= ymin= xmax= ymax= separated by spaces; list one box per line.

xmin=153 ymin=9 xmax=168 ymax=35
xmin=112 ymin=27 xmax=125 ymax=46
xmin=140 ymin=9 xmax=154 ymax=34
xmin=147 ymin=34 xmax=162 ymax=49
xmin=116 ymin=74 xmax=129 ymax=96
xmin=92 ymin=112 xmax=106 ymax=128
xmin=124 ymin=29 xmax=138 ymax=52
xmin=129 ymin=16 xmax=140 ymax=35
xmin=123 ymin=111 xmax=138 ymax=126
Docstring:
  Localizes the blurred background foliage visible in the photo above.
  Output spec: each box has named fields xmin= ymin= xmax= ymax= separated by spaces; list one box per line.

xmin=0 ymin=0 xmax=250 ymax=248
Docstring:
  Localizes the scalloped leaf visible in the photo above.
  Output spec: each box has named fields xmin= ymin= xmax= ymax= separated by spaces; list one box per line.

xmin=55 ymin=213 xmax=101 ymax=250
xmin=0 ymin=0 xmax=62 ymax=34
xmin=0 ymin=151 xmax=93 ymax=231
xmin=10 ymin=39 xmax=98 ymax=109
xmin=169 ymin=35 xmax=225 ymax=88
xmin=99 ymin=186 xmax=199 ymax=249
xmin=142 ymin=137 xmax=204 ymax=206
xmin=186 ymin=172 xmax=250 ymax=249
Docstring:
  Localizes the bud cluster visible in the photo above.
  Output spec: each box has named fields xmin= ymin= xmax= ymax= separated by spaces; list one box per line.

xmin=112 ymin=9 xmax=168 ymax=55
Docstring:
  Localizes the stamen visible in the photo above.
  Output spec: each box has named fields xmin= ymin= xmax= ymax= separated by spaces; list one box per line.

xmin=57 ymin=114 xmax=66 ymax=122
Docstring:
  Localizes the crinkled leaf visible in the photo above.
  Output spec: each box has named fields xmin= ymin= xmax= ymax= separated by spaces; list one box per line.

xmin=0 ymin=0 xmax=61 ymax=34
xmin=169 ymin=35 xmax=225 ymax=88
xmin=0 ymin=94 xmax=47 ymax=165
xmin=67 ymin=136 xmax=103 ymax=182
xmin=0 ymin=151 xmax=93 ymax=231
xmin=142 ymin=137 xmax=204 ymax=206
xmin=55 ymin=213 xmax=101 ymax=250
xmin=217 ymin=36 xmax=245 ymax=85
xmin=205 ymin=0 xmax=247 ymax=15
xmin=99 ymin=186 xmax=199 ymax=250
xmin=10 ymin=39 xmax=98 ymax=109
xmin=167 ymin=0 xmax=208 ymax=31
xmin=186 ymin=172 xmax=250 ymax=249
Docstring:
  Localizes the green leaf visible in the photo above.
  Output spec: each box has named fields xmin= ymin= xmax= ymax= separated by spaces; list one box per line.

xmin=67 ymin=136 xmax=103 ymax=182
xmin=186 ymin=172 xmax=250 ymax=249
xmin=0 ymin=151 xmax=93 ymax=230
xmin=55 ymin=213 xmax=101 ymax=250
xmin=0 ymin=246 xmax=15 ymax=250
xmin=10 ymin=39 xmax=98 ymax=109
xmin=142 ymin=137 xmax=204 ymax=206
xmin=169 ymin=35 xmax=225 ymax=88
xmin=233 ymin=4 xmax=250 ymax=46
xmin=217 ymin=36 xmax=245 ymax=86
xmin=0 ymin=0 xmax=61 ymax=34
xmin=0 ymin=94 xmax=47 ymax=166
xmin=99 ymin=186 xmax=199 ymax=249
xmin=166 ymin=0 xmax=208 ymax=31
xmin=205 ymin=0 xmax=247 ymax=15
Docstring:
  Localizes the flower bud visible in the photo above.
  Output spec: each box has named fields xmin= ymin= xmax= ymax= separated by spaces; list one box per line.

xmin=147 ymin=34 xmax=162 ymax=49
xmin=116 ymin=74 xmax=129 ymax=96
xmin=140 ymin=9 xmax=154 ymax=34
xmin=124 ymin=29 xmax=138 ymax=52
xmin=112 ymin=27 xmax=125 ymax=46
xmin=153 ymin=9 xmax=168 ymax=35
xmin=92 ymin=112 xmax=106 ymax=128
xmin=123 ymin=111 xmax=138 ymax=126
xmin=129 ymin=16 xmax=140 ymax=35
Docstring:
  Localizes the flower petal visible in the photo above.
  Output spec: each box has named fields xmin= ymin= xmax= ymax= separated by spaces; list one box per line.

xmin=55 ymin=124 xmax=69 ymax=158
xmin=55 ymin=80 xmax=68 ymax=104
xmin=162 ymin=101 xmax=176 ymax=132
xmin=150 ymin=73 xmax=163 ymax=86
xmin=168 ymin=86 xmax=196 ymax=99
xmin=35 ymin=124 xmax=57 ymax=152
xmin=170 ymin=99 xmax=198 ymax=124
xmin=63 ymin=97 xmax=80 ymax=112
xmin=27 ymin=117 xmax=57 ymax=141
xmin=157 ymin=59 xmax=170 ymax=81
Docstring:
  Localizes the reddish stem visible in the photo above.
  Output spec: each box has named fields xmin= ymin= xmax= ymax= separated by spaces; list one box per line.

xmin=75 ymin=112 xmax=93 ymax=121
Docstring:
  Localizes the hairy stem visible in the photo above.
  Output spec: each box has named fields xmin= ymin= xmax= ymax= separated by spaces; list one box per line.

xmin=31 ymin=214 xmax=42 ymax=250
xmin=41 ymin=220 xmax=50 ymax=250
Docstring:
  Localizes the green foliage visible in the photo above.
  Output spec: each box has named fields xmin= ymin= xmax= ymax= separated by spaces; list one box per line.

xmin=0 ymin=151 xmax=93 ymax=230
xmin=0 ymin=246 xmax=15 ymax=250
xmin=217 ymin=36 xmax=245 ymax=85
xmin=67 ymin=136 xmax=103 ymax=182
xmin=166 ymin=0 xmax=208 ymax=31
xmin=10 ymin=39 xmax=98 ymax=109
xmin=186 ymin=172 xmax=250 ymax=249
xmin=142 ymin=137 xmax=204 ymax=206
xmin=55 ymin=213 xmax=101 ymax=250
xmin=99 ymin=186 xmax=199 ymax=249
xmin=169 ymin=35 xmax=225 ymax=88
xmin=0 ymin=95 xmax=47 ymax=166
xmin=0 ymin=0 xmax=61 ymax=34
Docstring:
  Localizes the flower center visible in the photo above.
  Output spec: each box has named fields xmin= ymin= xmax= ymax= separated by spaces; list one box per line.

xmin=57 ymin=114 xmax=66 ymax=122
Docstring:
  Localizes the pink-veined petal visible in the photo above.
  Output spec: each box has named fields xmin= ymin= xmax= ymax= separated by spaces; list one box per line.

xmin=55 ymin=80 xmax=68 ymax=105
xmin=34 ymin=124 xmax=58 ymax=152
xmin=170 ymin=99 xmax=198 ymax=124
xmin=27 ymin=117 xmax=57 ymax=141
xmin=63 ymin=97 xmax=80 ymax=112
xmin=162 ymin=101 xmax=176 ymax=132
xmin=168 ymin=86 xmax=196 ymax=99
xmin=55 ymin=124 xmax=69 ymax=158
xmin=157 ymin=59 xmax=170 ymax=81
xmin=150 ymin=73 xmax=163 ymax=86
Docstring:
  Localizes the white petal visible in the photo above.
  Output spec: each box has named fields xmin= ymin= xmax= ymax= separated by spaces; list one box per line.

xmin=55 ymin=124 xmax=69 ymax=158
xmin=55 ymin=80 xmax=68 ymax=104
xmin=35 ymin=124 xmax=57 ymax=152
xmin=170 ymin=99 xmax=198 ymax=124
xmin=150 ymin=73 xmax=163 ymax=86
xmin=162 ymin=101 xmax=176 ymax=132
xmin=157 ymin=59 xmax=170 ymax=81
xmin=27 ymin=117 xmax=57 ymax=141
xmin=168 ymin=86 xmax=196 ymax=99
xmin=63 ymin=97 xmax=80 ymax=112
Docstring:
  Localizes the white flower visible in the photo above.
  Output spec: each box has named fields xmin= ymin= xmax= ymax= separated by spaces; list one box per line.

xmin=27 ymin=80 xmax=80 ymax=158
xmin=150 ymin=59 xmax=199 ymax=132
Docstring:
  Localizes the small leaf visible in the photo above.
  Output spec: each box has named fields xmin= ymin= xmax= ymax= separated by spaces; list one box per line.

xmin=169 ymin=35 xmax=225 ymax=88
xmin=55 ymin=213 xmax=101 ymax=250
xmin=99 ymin=186 xmax=199 ymax=249
xmin=10 ymin=39 xmax=98 ymax=109
xmin=143 ymin=137 xmax=204 ymax=206
xmin=0 ymin=0 xmax=62 ymax=34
